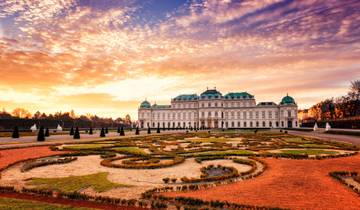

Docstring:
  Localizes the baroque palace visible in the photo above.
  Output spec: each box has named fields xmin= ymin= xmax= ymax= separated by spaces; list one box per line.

xmin=138 ymin=89 xmax=298 ymax=129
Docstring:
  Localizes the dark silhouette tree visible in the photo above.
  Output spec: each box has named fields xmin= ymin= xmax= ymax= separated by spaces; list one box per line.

xmin=147 ymin=127 xmax=151 ymax=134
xmin=117 ymin=127 xmax=120 ymax=133
xmin=45 ymin=128 xmax=50 ymax=137
xmin=135 ymin=127 xmax=140 ymax=135
xmin=37 ymin=126 xmax=45 ymax=141
xmin=73 ymin=127 xmax=80 ymax=139
xmin=120 ymin=126 xmax=125 ymax=136
xmin=89 ymin=127 xmax=93 ymax=135
xmin=157 ymin=125 xmax=160 ymax=133
xmin=105 ymin=127 xmax=109 ymax=134
xmin=12 ymin=126 xmax=19 ymax=138
xmin=100 ymin=127 xmax=106 ymax=137
xmin=69 ymin=126 xmax=74 ymax=136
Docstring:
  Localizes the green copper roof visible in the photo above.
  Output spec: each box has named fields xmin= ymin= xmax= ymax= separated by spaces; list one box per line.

xmin=200 ymin=89 xmax=222 ymax=99
xmin=224 ymin=92 xmax=254 ymax=99
xmin=140 ymin=100 xmax=151 ymax=108
xmin=151 ymin=104 xmax=171 ymax=109
xmin=174 ymin=94 xmax=199 ymax=101
xmin=280 ymin=95 xmax=296 ymax=105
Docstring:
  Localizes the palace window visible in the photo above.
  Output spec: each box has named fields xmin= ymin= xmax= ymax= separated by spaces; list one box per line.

xmin=238 ymin=121 xmax=241 ymax=127
xmin=201 ymin=112 xmax=205 ymax=117
xmin=256 ymin=121 xmax=259 ymax=127
xmin=243 ymin=121 xmax=247 ymax=127
xmin=268 ymin=111 xmax=272 ymax=119
xmin=262 ymin=111 xmax=265 ymax=119
xmin=243 ymin=111 xmax=247 ymax=119
xmin=262 ymin=121 xmax=266 ymax=127
xmin=276 ymin=121 xmax=279 ymax=127
xmin=250 ymin=121 xmax=253 ymax=127
xmin=208 ymin=102 xmax=211 ymax=107
xmin=275 ymin=111 xmax=279 ymax=118
xmin=288 ymin=110 xmax=292 ymax=117
xmin=249 ymin=111 xmax=253 ymax=119
xmin=281 ymin=121 xmax=284 ymax=127
xmin=215 ymin=102 xmax=218 ymax=107
xmin=255 ymin=111 xmax=259 ymax=119
xmin=269 ymin=121 xmax=272 ymax=127
xmin=231 ymin=122 xmax=234 ymax=127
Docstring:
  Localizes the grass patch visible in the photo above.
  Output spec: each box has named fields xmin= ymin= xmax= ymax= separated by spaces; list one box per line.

xmin=193 ymin=149 xmax=254 ymax=156
xmin=283 ymin=137 xmax=311 ymax=144
xmin=280 ymin=149 xmax=337 ymax=155
xmin=0 ymin=197 xmax=93 ymax=210
xmin=28 ymin=172 xmax=129 ymax=193
xmin=300 ymin=144 xmax=332 ymax=148
xmin=112 ymin=147 xmax=148 ymax=156
xmin=62 ymin=144 xmax=114 ymax=150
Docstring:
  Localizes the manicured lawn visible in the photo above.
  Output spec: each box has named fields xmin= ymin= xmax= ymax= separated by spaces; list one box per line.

xmin=0 ymin=197 xmax=92 ymax=210
xmin=62 ymin=144 xmax=114 ymax=150
xmin=193 ymin=149 xmax=254 ymax=156
xmin=28 ymin=172 xmax=129 ymax=193
xmin=112 ymin=147 xmax=148 ymax=156
xmin=280 ymin=149 xmax=337 ymax=155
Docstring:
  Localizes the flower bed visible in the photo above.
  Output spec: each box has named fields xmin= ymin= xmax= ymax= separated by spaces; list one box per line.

xmin=21 ymin=156 xmax=77 ymax=172
xmin=180 ymin=165 xmax=239 ymax=183
xmin=101 ymin=156 xmax=185 ymax=169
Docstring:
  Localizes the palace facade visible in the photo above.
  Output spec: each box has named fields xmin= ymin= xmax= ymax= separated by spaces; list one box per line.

xmin=138 ymin=89 xmax=298 ymax=129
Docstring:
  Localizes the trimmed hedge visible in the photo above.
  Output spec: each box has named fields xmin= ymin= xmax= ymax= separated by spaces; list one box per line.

xmin=21 ymin=157 xmax=77 ymax=172
xmin=101 ymin=156 xmax=185 ymax=169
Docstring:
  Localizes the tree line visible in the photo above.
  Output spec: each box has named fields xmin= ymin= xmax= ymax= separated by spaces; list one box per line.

xmin=0 ymin=109 xmax=133 ymax=130
xmin=306 ymin=80 xmax=360 ymax=121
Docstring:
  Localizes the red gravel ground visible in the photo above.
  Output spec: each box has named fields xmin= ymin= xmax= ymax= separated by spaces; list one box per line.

xmin=0 ymin=146 xmax=68 ymax=170
xmin=0 ymin=146 xmax=145 ymax=210
xmin=164 ymin=154 xmax=360 ymax=210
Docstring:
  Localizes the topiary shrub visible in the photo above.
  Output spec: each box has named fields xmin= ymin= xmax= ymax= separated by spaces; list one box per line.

xmin=100 ymin=127 xmax=106 ymax=137
xmin=120 ymin=126 xmax=125 ymax=136
xmin=89 ymin=127 xmax=93 ymax=135
xmin=69 ymin=127 xmax=74 ymax=136
xmin=73 ymin=127 xmax=80 ymax=139
xmin=12 ymin=126 xmax=19 ymax=138
xmin=148 ymin=127 xmax=151 ymax=134
xmin=45 ymin=128 xmax=50 ymax=137
xmin=135 ymin=127 xmax=140 ymax=135
xmin=37 ymin=126 xmax=45 ymax=141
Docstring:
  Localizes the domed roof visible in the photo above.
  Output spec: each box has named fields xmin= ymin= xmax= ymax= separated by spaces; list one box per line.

xmin=140 ymin=100 xmax=151 ymax=108
xmin=280 ymin=94 xmax=296 ymax=105
xmin=200 ymin=89 xmax=222 ymax=99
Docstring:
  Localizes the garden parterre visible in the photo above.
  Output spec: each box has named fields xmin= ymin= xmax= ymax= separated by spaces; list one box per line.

xmin=0 ymin=130 xmax=359 ymax=210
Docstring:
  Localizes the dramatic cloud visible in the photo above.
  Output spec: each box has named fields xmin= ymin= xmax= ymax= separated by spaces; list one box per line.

xmin=0 ymin=0 xmax=359 ymax=118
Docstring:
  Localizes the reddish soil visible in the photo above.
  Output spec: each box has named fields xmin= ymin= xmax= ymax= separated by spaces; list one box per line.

xmin=164 ymin=154 xmax=360 ymax=210
xmin=0 ymin=192 xmax=145 ymax=210
xmin=0 ymin=146 xmax=147 ymax=209
xmin=0 ymin=146 xmax=67 ymax=170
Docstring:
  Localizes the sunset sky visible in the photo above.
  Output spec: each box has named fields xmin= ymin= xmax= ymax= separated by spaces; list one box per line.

xmin=0 ymin=0 xmax=359 ymax=119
